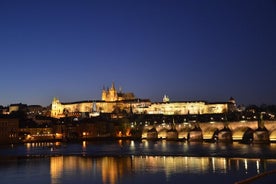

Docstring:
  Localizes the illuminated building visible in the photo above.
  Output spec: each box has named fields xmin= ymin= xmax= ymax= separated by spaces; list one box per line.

xmin=131 ymin=99 xmax=235 ymax=115
xmin=9 ymin=103 xmax=27 ymax=114
xmin=50 ymin=83 xmax=236 ymax=118
xmin=51 ymin=82 xmax=150 ymax=118
xmin=19 ymin=127 xmax=55 ymax=142
xmin=102 ymin=82 xmax=135 ymax=101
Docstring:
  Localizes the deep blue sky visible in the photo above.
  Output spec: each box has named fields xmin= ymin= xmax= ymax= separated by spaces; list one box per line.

xmin=0 ymin=0 xmax=276 ymax=106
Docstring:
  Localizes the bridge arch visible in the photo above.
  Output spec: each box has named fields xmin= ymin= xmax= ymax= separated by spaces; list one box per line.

xmin=178 ymin=127 xmax=190 ymax=140
xmin=167 ymin=129 xmax=178 ymax=140
xmin=202 ymin=127 xmax=218 ymax=140
xmin=232 ymin=127 xmax=251 ymax=141
xmin=188 ymin=130 xmax=203 ymax=142
xmin=269 ymin=129 xmax=276 ymax=142
xmin=142 ymin=128 xmax=151 ymax=139
xmin=217 ymin=126 xmax=233 ymax=142
xmin=158 ymin=128 xmax=169 ymax=139
xmin=146 ymin=128 xmax=158 ymax=139
xmin=139 ymin=120 xmax=276 ymax=142
xmin=242 ymin=128 xmax=254 ymax=143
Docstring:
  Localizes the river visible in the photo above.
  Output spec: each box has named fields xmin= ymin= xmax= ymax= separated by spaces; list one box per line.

xmin=0 ymin=140 xmax=276 ymax=183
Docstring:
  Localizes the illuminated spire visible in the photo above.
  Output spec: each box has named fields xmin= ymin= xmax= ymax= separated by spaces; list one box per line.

xmin=111 ymin=81 xmax=115 ymax=90
xmin=163 ymin=95 xmax=170 ymax=102
xmin=53 ymin=97 xmax=59 ymax=103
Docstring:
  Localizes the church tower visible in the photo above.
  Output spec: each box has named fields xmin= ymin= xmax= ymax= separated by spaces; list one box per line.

xmin=102 ymin=86 xmax=107 ymax=101
xmin=51 ymin=97 xmax=62 ymax=118
xmin=163 ymin=95 xmax=170 ymax=102
xmin=108 ymin=82 xmax=118 ymax=101
xmin=228 ymin=97 xmax=237 ymax=112
xmin=102 ymin=82 xmax=118 ymax=101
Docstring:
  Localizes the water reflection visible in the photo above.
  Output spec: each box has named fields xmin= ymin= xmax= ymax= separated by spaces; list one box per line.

xmin=46 ymin=156 xmax=274 ymax=184
xmin=0 ymin=155 xmax=274 ymax=184
xmin=50 ymin=156 xmax=94 ymax=184
xmin=82 ymin=141 xmax=87 ymax=156
xmin=2 ymin=141 xmax=276 ymax=183
xmin=132 ymin=156 xmax=229 ymax=175
xmin=256 ymin=159 xmax=260 ymax=174
xmin=101 ymin=157 xmax=132 ymax=184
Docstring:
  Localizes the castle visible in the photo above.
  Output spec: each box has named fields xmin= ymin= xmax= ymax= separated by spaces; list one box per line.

xmin=51 ymin=83 xmax=148 ymax=118
xmin=51 ymin=83 xmax=236 ymax=118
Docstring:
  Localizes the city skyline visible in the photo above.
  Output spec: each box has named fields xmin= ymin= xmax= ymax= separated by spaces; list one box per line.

xmin=1 ymin=0 xmax=276 ymax=106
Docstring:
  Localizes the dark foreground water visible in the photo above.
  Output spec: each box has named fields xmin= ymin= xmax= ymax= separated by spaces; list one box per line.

xmin=1 ymin=140 xmax=276 ymax=184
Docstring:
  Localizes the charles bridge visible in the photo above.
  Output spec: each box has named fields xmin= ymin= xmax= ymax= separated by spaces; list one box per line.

xmin=3 ymin=115 xmax=276 ymax=144
xmin=140 ymin=120 xmax=276 ymax=143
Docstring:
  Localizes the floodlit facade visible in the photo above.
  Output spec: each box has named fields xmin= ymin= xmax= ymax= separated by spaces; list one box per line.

xmin=51 ymin=83 xmax=150 ymax=118
xmin=133 ymin=101 xmax=233 ymax=115
xmin=50 ymin=83 xmax=236 ymax=118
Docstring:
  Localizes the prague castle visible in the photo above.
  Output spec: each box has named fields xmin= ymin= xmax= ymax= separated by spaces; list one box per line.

xmin=51 ymin=82 xmax=149 ymax=118
xmin=51 ymin=83 xmax=236 ymax=118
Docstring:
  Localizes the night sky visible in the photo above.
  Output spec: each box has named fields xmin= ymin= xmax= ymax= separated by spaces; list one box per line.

xmin=0 ymin=0 xmax=276 ymax=106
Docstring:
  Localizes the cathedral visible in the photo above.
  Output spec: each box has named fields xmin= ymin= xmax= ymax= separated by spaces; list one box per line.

xmin=101 ymin=82 xmax=135 ymax=101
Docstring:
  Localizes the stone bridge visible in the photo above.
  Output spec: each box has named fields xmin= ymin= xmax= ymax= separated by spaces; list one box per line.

xmin=141 ymin=121 xmax=276 ymax=143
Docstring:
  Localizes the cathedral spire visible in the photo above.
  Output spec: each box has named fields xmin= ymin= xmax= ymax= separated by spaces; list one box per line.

xmin=111 ymin=82 xmax=115 ymax=90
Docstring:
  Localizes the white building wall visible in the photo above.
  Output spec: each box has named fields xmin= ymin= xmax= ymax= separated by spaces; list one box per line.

xmin=51 ymin=98 xmax=230 ymax=118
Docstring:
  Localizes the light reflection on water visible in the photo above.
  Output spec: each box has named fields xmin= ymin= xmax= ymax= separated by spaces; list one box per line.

xmin=1 ymin=141 xmax=276 ymax=183
xmin=47 ymin=156 xmax=275 ymax=184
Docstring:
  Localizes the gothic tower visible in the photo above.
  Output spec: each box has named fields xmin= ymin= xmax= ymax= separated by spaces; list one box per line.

xmin=108 ymin=82 xmax=118 ymax=101
xmin=102 ymin=82 xmax=118 ymax=101
xmin=51 ymin=97 xmax=62 ymax=118
xmin=102 ymin=86 xmax=107 ymax=101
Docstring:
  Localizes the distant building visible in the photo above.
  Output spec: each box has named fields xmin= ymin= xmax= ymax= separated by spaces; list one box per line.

xmin=50 ymin=83 xmax=237 ymax=118
xmin=0 ymin=106 xmax=9 ymax=115
xmin=51 ymin=82 xmax=150 ymax=118
xmin=0 ymin=118 xmax=19 ymax=144
xmin=27 ymin=105 xmax=44 ymax=115
xmin=134 ymin=98 xmax=235 ymax=115
xmin=26 ymin=105 xmax=51 ymax=121
xmin=9 ymin=103 xmax=27 ymax=114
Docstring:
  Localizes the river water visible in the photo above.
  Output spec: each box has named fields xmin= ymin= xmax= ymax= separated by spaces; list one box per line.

xmin=1 ymin=140 xmax=276 ymax=184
